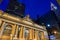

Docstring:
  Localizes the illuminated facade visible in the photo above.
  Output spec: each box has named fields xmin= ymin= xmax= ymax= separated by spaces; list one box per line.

xmin=0 ymin=10 xmax=48 ymax=40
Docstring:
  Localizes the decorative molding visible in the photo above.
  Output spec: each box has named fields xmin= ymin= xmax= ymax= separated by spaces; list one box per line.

xmin=23 ymin=15 xmax=33 ymax=23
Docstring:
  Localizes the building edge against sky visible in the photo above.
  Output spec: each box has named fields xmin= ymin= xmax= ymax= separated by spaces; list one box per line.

xmin=0 ymin=0 xmax=50 ymax=19
xmin=0 ymin=10 xmax=49 ymax=40
xmin=0 ymin=0 xmax=60 ymax=20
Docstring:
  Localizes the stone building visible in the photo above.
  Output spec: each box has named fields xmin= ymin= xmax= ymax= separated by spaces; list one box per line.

xmin=0 ymin=10 xmax=48 ymax=40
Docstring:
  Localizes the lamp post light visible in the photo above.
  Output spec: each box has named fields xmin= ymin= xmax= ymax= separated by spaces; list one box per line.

xmin=47 ymin=24 xmax=50 ymax=27
xmin=54 ymin=31 xmax=57 ymax=34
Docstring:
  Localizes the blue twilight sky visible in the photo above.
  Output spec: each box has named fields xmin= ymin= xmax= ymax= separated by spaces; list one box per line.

xmin=0 ymin=0 xmax=59 ymax=20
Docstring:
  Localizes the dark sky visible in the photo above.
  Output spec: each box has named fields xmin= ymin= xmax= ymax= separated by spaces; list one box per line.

xmin=0 ymin=0 xmax=59 ymax=20
xmin=18 ymin=0 xmax=50 ymax=19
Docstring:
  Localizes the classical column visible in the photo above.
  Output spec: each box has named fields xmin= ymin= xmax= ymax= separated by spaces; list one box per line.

xmin=0 ymin=20 xmax=2 ymax=29
xmin=34 ymin=30 xmax=38 ymax=40
xmin=13 ymin=25 xmax=18 ymax=40
xmin=32 ymin=29 xmax=35 ymax=40
xmin=41 ymin=32 xmax=45 ymax=40
xmin=29 ymin=28 xmax=33 ymax=40
xmin=15 ymin=25 xmax=18 ymax=37
xmin=0 ymin=21 xmax=5 ymax=37
xmin=10 ymin=24 xmax=16 ymax=40
xmin=19 ymin=26 xmax=25 ymax=40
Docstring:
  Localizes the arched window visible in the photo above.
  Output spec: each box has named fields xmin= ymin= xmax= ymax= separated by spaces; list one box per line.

xmin=38 ymin=31 xmax=41 ymax=40
xmin=3 ymin=24 xmax=12 ymax=36
xmin=17 ymin=25 xmax=21 ymax=38
xmin=24 ymin=27 xmax=29 ymax=40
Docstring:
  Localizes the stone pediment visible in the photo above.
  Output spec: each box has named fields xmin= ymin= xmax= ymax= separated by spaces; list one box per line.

xmin=23 ymin=15 xmax=33 ymax=23
xmin=0 ymin=10 xmax=46 ymax=31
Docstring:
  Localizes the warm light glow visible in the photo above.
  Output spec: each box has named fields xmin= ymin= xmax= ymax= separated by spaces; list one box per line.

xmin=47 ymin=24 xmax=50 ymax=27
xmin=54 ymin=31 xmax=57 ymax=34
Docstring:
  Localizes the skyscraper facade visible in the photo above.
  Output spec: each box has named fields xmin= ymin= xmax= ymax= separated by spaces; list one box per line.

xmin=5 ymin=0 xmax=25 ymax=18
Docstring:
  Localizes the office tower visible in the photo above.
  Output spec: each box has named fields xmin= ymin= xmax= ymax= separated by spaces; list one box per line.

xmin=5 ymin=0 xmax=25 ymax=18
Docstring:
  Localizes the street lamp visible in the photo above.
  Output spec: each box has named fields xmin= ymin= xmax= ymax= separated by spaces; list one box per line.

xmin=46 ymin=24 xmax=51 ymax=40
xmin=47 ymin=23 xmax=50 ymax=27
xmin=54 ymin=31 xmax=57 ymax=34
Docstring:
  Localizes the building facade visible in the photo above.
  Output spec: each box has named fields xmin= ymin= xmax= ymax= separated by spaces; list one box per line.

xmin=0 ymin=10 xmax=49 ymax=40
xmin=5 ymin=0 xmax=25 ymax=18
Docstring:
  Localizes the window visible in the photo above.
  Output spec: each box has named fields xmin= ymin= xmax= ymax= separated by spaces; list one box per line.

xmin=17 ymin=25 xmax=21 ymax=38
xmin=38 ymin=31 xmax=41 ymax=40
xmin=3 ymin=23 xmax=12 ymax=36
xmin=24 ymin=28 xmax=29 ymax=40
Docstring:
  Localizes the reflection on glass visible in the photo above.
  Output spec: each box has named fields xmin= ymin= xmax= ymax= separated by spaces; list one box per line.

xmin=24 ymin=28 xmax=29 ymax=40
xmin=3 ymin=24 xmax=12 ymax=36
